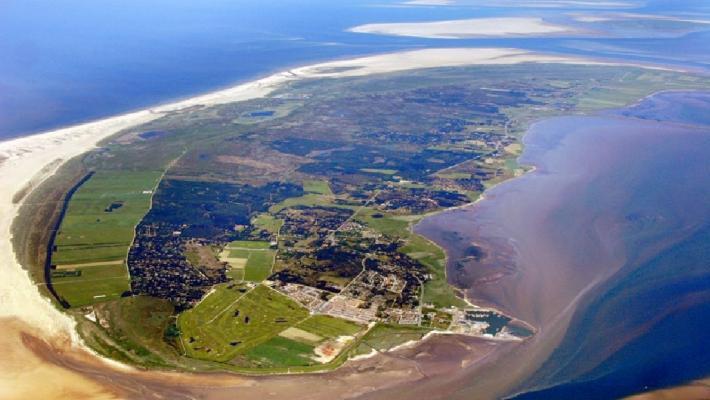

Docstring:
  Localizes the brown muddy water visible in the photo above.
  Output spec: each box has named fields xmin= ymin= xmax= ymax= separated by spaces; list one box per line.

xmin=416 ymin=93 xmax=710 ymax=399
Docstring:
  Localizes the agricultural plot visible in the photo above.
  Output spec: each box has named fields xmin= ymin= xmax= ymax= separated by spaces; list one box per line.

xmin=52 ymin=170 xmax=162 ymax=266
xmin=178 ymin=284 xmax=309 ymax=362
xmin=360 ymin=168 xmax=397 ymax=175
xmin=227 ymin=240 xmax=272 ymax=250
xmin=243 ymin=251 xmax=275 ymax=282
xmin=355 ymin=209 xmax=409 ymax=238
xmin=52 ymin=263 xmax=130 ymax=307
xmin=221 ymin=240 xmax=275 ymax=282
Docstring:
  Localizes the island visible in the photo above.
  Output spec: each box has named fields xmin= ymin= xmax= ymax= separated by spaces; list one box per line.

xmin=11 ymin=54 xmax=710 ymax=374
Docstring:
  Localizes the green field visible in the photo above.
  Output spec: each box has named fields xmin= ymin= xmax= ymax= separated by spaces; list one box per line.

xmin=356 ymin=209 xmax=409 ymax=238
xmin=178 ymin=284 xmax=310 ymax=362
xmin=302 ymin=180 xmax=332 ymax=195
xmin=360 ymin=168 xmax=397 ymax=175
xmin=223 ymin=241 xmax=275 ymax=282
xmin=227 ymin=240 xmax=272 ymax=250
xmin=245 ymin=336 xmax=317 ymax=368
xmin=268 ymin=193 xmax=336 ymax=214
xmin=243 ymin=251 xmax=275 ymax=281
xmin=52 ymin=170 xmax=162 ymax=265
xmin=354 ymin=323 xmax=431 ymax=354
xmin=52 ymin=263 xmax=130 ymax=307
xmin=241 ymin=315 xmax=364 ymax=368
xmin=399 ymin=235 xmax=467 ymax=308
xmin=252 ymin=213 xmax=284 ymax=235
xmin=296 ymin=315 xmax=363 ymax=338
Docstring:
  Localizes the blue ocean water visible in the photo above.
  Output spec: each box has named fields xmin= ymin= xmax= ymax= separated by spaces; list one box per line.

xmin=2 ymin=0 xmax=710 ymax=139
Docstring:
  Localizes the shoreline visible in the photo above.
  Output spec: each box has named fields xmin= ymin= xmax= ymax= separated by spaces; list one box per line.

xmin=411 ymin=103 xmax=710 ymax=399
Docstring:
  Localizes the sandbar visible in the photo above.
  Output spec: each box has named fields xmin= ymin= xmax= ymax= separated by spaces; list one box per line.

xmin=349 ymin=17 xmax=579 ymax=39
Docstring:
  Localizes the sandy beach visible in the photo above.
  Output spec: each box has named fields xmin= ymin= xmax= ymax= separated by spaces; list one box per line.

xmin=349 ymin=17 xmax=579 ymax=39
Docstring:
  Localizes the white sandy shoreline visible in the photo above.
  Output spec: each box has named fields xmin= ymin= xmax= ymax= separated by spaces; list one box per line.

xmin=0 ymin=46 xmax=681 ymax=358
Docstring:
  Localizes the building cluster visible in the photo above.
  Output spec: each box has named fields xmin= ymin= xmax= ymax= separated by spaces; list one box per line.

xmin=128 ymin=222 xmax=227 ymax=309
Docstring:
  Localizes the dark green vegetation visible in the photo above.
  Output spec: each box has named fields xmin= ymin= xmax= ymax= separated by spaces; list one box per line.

xmin=17 ymin=63 xmax=710 ymax=373
xmin=127 ymin=179 xmax=299 ymax=308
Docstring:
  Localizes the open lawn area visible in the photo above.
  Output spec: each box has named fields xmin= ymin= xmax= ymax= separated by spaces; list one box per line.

xmin=52 ymin=263 xmax=130 ymax=307
xmin=302 ymin=180 xmax=332 ymax=195
xmin=399 ymin=235 xmax=467 ymax=308
xmin=222 ymin=240 xmax=275 ymax=282
xmin=178 ymin=284 xmax=310 ymax=362
xmin=243 ymin=314 xmax=364 ymax=369
xmin=268 ymin=193 xmax=336 ymax=214
xmin=353 ymin=323 xmax=430 ymax=355
xmin=52 ymin=170 xmax=162 ymax=266
xmin=296 ymin=314 xmax=363 ymax=339
xmin=244 ymin=336 xmax=317 ymax=368
xmin=226 ymin=240 xmax=272 ymax=250
xmin=252 ymin=213 xmax=284 ymax=235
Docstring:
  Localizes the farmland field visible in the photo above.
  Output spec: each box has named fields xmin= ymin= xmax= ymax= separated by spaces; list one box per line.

xmin=222 ymin=240 xmax=275 ymax=282
xmin=52 ymin=263 xmax=130 ymax=307
xmin=52 ymin=170 xmax=162 ymax=266
xmin=227 ymin=240 xmax=271 ymax=250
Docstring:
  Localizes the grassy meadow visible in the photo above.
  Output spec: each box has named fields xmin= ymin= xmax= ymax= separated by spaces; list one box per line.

xmin=51 ymin=170 xmax=162 ymax=306
xmin=178 ymin=284 xmax=310 ymax=362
